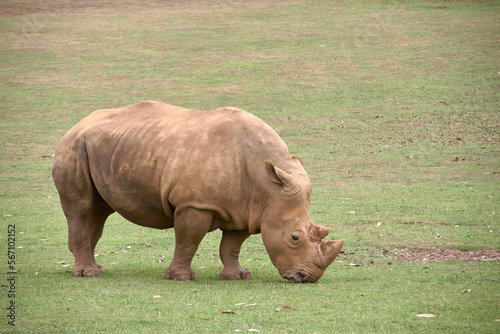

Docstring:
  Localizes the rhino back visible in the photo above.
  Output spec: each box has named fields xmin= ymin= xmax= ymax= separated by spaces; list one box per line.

xmin=56 ymin=101 xmax=292 ymax=230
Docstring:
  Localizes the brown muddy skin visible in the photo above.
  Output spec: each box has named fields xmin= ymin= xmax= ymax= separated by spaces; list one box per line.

xmin=52 ymin=101 xmax=343 ymax=282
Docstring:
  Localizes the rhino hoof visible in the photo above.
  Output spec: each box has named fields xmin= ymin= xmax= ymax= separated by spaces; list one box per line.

xmin=219 ymin=268 xmax=252 ymax=280
xmin=164 ymin=268 xmax=195 ymax=281
xmin=72 ymin=264 xmax=104 ymax=277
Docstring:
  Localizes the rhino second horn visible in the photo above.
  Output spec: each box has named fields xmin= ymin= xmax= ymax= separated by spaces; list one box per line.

xmin=319 ymin=239 xmax=344 ymax=267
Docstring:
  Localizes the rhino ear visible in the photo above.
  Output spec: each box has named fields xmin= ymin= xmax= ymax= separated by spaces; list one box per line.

xmin=265 ymin=160 xmax=281 ymax=185
xmin=311 ymin=224 xmax=330 ymax=240
xmin=292 ymin=156 xmax=308 ymax=173
xmin=292 ymin=156 xmax=303 ymax=167
xmin=265 ymin=160 xmax=295 ymax=186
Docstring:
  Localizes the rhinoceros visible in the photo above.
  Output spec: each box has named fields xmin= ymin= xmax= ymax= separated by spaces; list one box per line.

xmin=52 ymin=101 xmax=343 ymax=283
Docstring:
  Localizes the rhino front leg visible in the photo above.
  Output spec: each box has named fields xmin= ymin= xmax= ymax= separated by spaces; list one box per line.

xmin=218 ymin=230 xmax=252 ymax=280
xmin=164 ymin=208 xmax=212 ymax=281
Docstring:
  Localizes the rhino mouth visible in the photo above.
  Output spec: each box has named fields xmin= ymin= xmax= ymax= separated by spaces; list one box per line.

xmin=282 ymin=263 xmax=326 ymax=283
xmin=283 ymin=272 xmax=308 ymax=283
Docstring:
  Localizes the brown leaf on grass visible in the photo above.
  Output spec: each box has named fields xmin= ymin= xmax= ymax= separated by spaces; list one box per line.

xmin=461 ymin=289 xmax=471 ymax=293
xmin=346 ymin=263 xmax=360 ymax=267
xmin=220 ymin=310 xmax=235 ymax=314
xmin=276 ymin=305 xmax=296 ymax=312
xmin=416 ymin=313 xmax=436 ymax=318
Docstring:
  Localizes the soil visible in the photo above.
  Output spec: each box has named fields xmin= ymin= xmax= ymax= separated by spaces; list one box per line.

xmin=0 ymin=0 xmax=262 ymax=16
xmin=389 ymin=247 xmax=500 ymax=262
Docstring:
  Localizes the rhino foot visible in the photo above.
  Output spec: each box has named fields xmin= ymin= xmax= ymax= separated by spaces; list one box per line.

xmin=219 ymin=267 xmax=252 ymax=280
xmin=164 ymin=267 xmax=195 ymax=281
xmin=72 ymin=263 xmax=104 ymax=277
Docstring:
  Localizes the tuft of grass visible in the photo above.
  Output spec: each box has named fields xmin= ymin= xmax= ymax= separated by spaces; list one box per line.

xmin=1 ymin=0 xmax=499 ymax=332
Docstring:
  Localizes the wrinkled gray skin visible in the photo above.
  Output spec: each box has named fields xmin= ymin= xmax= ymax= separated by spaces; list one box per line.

xmin=52 ymin=101 xmax=343 ymax=283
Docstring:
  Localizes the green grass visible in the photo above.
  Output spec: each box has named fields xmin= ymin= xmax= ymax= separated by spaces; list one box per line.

xmin=1 ymin=0 xmax=499 ymax=333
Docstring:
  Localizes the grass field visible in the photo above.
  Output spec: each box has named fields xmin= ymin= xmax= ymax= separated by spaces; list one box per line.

xmin=1 ymin=0 xmax=499 ymax=333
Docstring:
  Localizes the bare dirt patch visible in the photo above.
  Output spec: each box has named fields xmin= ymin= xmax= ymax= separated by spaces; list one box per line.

xmin=391 ymin=248 xmax=500 ymax=262
xmin=0 ymin=0 xmax=279 ymax=16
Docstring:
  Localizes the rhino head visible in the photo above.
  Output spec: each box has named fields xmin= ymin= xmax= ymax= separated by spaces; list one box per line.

xmin=260 ymin=159 xmax=344 ymax=283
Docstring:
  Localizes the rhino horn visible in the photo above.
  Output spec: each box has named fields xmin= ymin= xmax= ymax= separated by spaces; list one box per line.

xmin=311 ymin=224 xmax=330 ymax=240
xmin=319 ymin=239 xmax=344 ymax=268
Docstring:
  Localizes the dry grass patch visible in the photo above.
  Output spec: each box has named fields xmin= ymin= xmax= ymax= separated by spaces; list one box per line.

xmin=392 ymin=248 xmax=500 ymax=262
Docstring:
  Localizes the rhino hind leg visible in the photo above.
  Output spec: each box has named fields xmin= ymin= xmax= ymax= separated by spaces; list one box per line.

xmin=53 ymin=146 xmax=114 ymax=277
xmin=164 ymin=208 xmax=213 ymax=281
xmin=68 ymin=204 xmax=113 ymax=277
xmin=218 ymin=230 xmax=252 ymax=280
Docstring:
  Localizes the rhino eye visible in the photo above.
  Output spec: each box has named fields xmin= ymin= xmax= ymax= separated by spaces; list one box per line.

xmin=290 ymin=231 xmax=304 ymax=245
